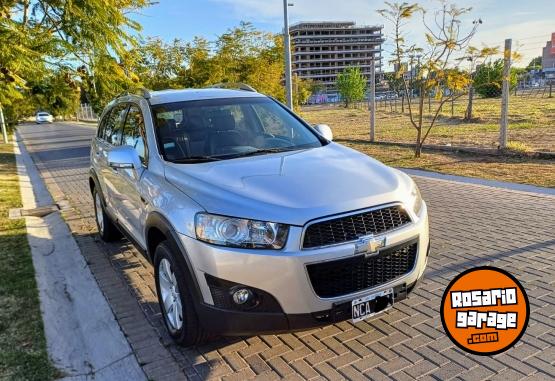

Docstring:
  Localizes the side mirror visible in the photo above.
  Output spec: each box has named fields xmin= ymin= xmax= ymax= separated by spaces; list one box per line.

xmin=108 ymin=145 xmax=142 ymax=172
xmin=314 ymin=124 xmax=333 ymax=141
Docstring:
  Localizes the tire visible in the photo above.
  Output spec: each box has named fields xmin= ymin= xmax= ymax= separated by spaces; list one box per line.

xmin=92 ymin=187 xmax=121 ymax=242
xmin=154 ymin=241 xmax=209 ymax=346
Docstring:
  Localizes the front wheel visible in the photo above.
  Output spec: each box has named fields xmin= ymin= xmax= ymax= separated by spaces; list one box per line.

xmin=154 ymin=241 xmax=209 ymax=346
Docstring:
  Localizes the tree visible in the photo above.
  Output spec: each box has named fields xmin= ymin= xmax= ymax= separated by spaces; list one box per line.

xmin=459 ymin=46 xmax=499 ymax=121
xmin=526 ymin=56 xmax=542 ymax=71
xmin=132 ymin=38 xmax=188 ymax=90
xmin=378 ymin=1 xmax=480 ymax=157
xmin=337 ymin=67 xmax=367 ymax=107
xmin=293 ymin=76 xmax=315 ymax=107
xmin=1 ymin=0 xmax=151 ymax=116
xmin=473 ymin=59 xmax=518 ymax=98
xmin=31 ymin=70 xmax=80 ymax=117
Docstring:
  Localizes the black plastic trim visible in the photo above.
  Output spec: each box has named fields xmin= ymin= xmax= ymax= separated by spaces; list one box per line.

xmin=197 ymin=279 xmax=419 ymax=336
xmin=144 ymin=212 xmax=204 ymax=303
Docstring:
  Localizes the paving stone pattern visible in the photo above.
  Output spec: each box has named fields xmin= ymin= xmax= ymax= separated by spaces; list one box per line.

xmin=18 ymin=123 xmax=555 ymax=380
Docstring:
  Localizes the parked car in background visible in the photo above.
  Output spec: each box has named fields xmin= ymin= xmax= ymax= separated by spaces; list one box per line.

xmin=35 ymin=112 xmax=54 ymax=124
xmin=89 ymin=85 xmax=430 ymax=346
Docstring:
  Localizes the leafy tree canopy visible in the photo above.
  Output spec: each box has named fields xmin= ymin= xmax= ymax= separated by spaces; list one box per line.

xmin=337 ymin=67 xmax=367 ymax=107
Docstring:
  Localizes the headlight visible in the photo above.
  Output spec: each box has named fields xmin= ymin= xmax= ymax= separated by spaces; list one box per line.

xmin=195 ymin=213 xmax=289 ymax=249
xmin=409 ymin=182 xmax=423 ymax=215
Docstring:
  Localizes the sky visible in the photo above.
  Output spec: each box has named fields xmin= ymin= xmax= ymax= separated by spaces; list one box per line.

xmin=133 ymin=0 xmax=553 ymax=68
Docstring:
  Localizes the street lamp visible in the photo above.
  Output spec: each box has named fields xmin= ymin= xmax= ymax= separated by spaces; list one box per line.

xmin=283 ymin=1 xmax=294 ymax=108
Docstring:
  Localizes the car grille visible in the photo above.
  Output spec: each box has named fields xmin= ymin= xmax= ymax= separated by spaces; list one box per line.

xmin=302 ymin=205 xmax=411 ymax=249
xmin=306 ymin=240 xmax=418 ymax=298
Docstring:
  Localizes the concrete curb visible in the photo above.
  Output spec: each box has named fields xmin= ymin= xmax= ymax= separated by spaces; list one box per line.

xmin=401 ymin=168 xmax=555 ymax=197
xmin=13 ymin=132 xmax=146 ymax=381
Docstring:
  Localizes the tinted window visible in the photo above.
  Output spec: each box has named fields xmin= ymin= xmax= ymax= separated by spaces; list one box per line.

xmin=103 ymin=104 xmax=128 ymax=145
xmin=121 ymin=105 xmax=148 ymax=165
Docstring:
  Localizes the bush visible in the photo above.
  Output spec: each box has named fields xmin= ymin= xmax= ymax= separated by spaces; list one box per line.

xmin=474 ymin=59 xmax=517 ymax=98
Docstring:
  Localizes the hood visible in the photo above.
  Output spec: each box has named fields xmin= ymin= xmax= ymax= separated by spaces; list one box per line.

xmin=164 ymin=143 xmax=411 ymax=226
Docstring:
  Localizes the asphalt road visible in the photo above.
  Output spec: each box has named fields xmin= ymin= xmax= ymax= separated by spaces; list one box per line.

xmin=18 ymin=122 xmax=555 ymax=381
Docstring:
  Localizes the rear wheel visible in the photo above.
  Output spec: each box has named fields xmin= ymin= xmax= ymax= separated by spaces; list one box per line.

xmin=92 ymin=187 xmax=121 ymax=242
xmin=154 ymin=241 xmax=209 ymax=346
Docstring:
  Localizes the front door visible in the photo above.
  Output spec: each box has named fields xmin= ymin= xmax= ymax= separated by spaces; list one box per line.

xmin=111 ymin=104 xmax=149 ymax=247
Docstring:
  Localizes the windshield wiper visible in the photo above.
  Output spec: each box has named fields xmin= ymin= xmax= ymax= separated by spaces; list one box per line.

xmin=230 ymin=148 xmax=296 ymax=158
xmin=171 ymin=156 xmax=223 ymax=163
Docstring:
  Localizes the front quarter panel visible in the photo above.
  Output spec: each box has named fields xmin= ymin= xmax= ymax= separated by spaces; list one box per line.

xmin=141 ymin=169 xmax=205 ymax=239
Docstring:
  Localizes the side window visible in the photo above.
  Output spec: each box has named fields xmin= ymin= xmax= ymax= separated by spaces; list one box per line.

xmin=97 ymin=109 xmax=112 ymax=139
xmin=104 ymin=104 xmax=128 ymax=146
xmin=121 ymin=105 xmax=148 ymax=165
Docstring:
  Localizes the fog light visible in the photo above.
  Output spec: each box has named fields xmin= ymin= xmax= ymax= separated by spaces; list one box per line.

xmin=232 ymin=288 xmax=253 ymax=305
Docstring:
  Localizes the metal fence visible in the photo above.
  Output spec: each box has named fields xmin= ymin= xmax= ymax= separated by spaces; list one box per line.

xmin=301 ymin=90 xmax=554 ymax=154
xmin=76 ymin=104 xmax=98 ymax=122
xmin=300 ymin=35 xmax=555 ymax=155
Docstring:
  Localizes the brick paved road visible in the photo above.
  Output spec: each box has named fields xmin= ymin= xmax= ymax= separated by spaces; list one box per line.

xmin=18 ymin=122 xmax=555 ymax=380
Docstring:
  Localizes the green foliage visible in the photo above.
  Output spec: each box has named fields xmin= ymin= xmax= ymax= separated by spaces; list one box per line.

xmin=473 ymin=59 xmax=518 ymax=98
xmin=337 ymin=67 xmax=367 ymax=107
xmin=130 ymin=22 xmax=312 ymax=105
xmin=132 ymin=38 xmax=188 ymax=90
xmin=0 ymin=0 xmax=151 ymax=116
xmin=526 ymin=56 xmax=542 ymax=71
xmin=30 ymin=70 xmax=80 ymax=117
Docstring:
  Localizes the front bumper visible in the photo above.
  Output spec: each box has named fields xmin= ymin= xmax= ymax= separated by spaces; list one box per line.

xmin=179 ymin=202 xmax=429 ymax=334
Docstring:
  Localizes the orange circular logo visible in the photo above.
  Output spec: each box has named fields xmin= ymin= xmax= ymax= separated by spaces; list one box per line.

xmin=440 ymin=267 xmax=529 ymax=355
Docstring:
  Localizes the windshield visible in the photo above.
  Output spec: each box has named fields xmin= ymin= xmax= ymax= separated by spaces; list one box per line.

xmin=37 ymin=112 xmax=50 ymax=116
xmin=152 ymin=97 xmax=324 ymax=162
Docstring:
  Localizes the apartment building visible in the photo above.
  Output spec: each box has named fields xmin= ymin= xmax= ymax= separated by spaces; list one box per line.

xmin=290 ymin=21 xmax=384 ymax=98
xmin=542 ymin=33 xmax=555 ymax=80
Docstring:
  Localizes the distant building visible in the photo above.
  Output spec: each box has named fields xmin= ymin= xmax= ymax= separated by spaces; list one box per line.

xmin=289 ymin=22 xmax=384 ymax=99
xmin=542 ymin=33 xmax=555 ymax=80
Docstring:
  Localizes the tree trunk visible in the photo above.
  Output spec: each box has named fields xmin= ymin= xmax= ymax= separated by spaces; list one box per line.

xmin=415 ymin=129 xmax=422 ymax=158
xmin=464 ymin=86 xmax=474 ymax=121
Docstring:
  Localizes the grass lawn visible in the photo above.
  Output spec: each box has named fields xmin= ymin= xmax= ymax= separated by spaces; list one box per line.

xmin=0 ymin=138 xmax=56 ymax=380
xmin=332 ymin=142 xmax=555 ymax=188
xmin=300 ymin=96 xmax=555 ymax=188
xmin=301 ymin=95 xmax=555 ymax=152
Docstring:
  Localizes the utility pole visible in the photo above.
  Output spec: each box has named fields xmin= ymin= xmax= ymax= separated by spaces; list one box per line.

xmin=0 ymin=104 xmax=8 ymax=144
xmin=370 ymin=58 xmax=376 ymax=142
xmin=499 ymin=38 xmax=511 ymax=149
xmin=283 ymin=1 xmax=294 ymax=109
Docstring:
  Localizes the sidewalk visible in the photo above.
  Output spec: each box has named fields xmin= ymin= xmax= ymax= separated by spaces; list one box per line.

xmin=13 ymin=132 xmax=146 ymax=381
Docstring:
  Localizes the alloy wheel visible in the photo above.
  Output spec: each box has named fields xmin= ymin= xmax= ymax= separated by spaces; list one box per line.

xmin=94 ymin=192 xmax=104 ymax=234
xmin=158 ymin=258 xmax=183 ymax=330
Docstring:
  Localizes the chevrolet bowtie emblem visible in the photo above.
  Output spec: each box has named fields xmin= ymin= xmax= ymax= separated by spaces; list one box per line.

xmin=354 ymin=235 xmax=387 ymax=257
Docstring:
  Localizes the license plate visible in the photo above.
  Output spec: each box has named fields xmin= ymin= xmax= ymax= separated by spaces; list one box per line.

xmin=351 ymin=288 xmax=394 ymax=323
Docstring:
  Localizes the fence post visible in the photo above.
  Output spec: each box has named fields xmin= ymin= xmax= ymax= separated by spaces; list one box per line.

xmin=369 ymin=59 xmax=376 ymax=142
xmin=550 ymin=81 xmax=553 ymax=98
xmin=499 ymin=38 xmax=511 ymax=150
xmin=0 ymin=104 xmax=8 ymax=144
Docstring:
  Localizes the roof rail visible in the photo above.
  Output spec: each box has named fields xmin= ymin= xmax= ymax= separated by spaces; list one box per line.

xmin=138 ymin=88 xmax=152 ymax=99
xmin=210 ymin=83 xmax=257 ymax=92
xmin=115 ymin=88 xmax=152 ymax=100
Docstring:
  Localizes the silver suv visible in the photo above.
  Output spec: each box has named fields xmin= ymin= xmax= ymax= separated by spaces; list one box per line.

xmin=89 ymin=86 xmax=429 ymax=346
